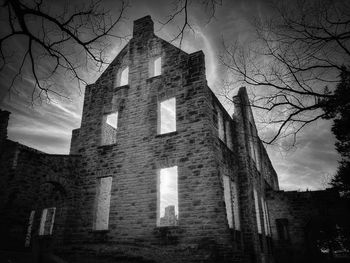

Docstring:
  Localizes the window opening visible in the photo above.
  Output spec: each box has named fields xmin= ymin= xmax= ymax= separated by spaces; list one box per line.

xmin=255 ymin=144 xmax=261 ymax=171
xmin=106 ymin=112 xmax=118 ymax=129
xmin=231 ymin=181 xmax=241 ymax=230
xmin=150 ymin=56 xmax=162 ymax=77
xmin=249 ymin=122 xmax=256 ymax=162
xmin=120 ymin=67 xmax=129 ymax=86
xmin=276 ymin=218 xmax=290 ymax=241
xmin=223 ymin=175 xmax=233 ymax=228
xmin=101 ymin=112 xmax=118 ymax=145
xmin=158 ymin=166 xmax=178 ymax=226
xmin=218 ymin=109 xmax=225 ymax=141
xmin=264 ymin=200 xmax=271 ymax=236
xmin=94 ymin=177 xmax=112 ymax=230
xmin=24 ymin=210 xmax=35 ymax=247
xmin=225 ymin=121 xmax=233 ymax=150
xmin=261 ymin=197 xmax=269 ymax=235
xmin=254 ymin=188 xmax=262 ymax=234
xmin=154 ymin=57 xmax=161 ymax=76
xmin=158 ymin=98 xmax=176 ymax=134
xmin=39 ymin=207 xmax=56 ymax=236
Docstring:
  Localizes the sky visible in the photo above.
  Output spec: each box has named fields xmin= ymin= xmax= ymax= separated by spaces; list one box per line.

xmin=0 ymin=0 xmax=339 ymax=191
xmin=159 ymin=166 xmax=178 ymax=218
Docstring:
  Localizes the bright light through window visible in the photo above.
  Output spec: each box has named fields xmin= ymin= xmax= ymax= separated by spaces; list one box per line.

xmin=120 ymin=67 xmax=129 ymax=86
xmin=101 ymin=112 xmax=118 ymax=145
xmin=254 ymin=188 xmax=262 ymax=234
xmin=223 ymin=175 xmax=233 ymax=228
xmin=39 ymin=207 xmax=56 ymax=236
xmin=231 ymin=182 xmax=241 ymax=231
xmin=218 ymin=109 xmax=225 ymax=141
xmin=159 ymin=98 xmax=176 ymax=134
xmin=154 ymin=57 xmax=161 ymax=76
xmin=106 ymin=112 xmax=118 ymax=129
xmin=158 ymin=166 xmax=178 ymax=226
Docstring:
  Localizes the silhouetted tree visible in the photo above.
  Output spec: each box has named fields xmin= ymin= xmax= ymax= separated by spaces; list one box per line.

xmin=161 ymin=0 xmax=222 ymax=46
xmin=0 ymin=0 xmax=127 ymax=101
xmin=323 ymin=68 xmax=350 ymax=197
xmin=220 ymin=0 xmax=350 ymax=145
xmin=0 ymin=0 xmax=221 ymax=102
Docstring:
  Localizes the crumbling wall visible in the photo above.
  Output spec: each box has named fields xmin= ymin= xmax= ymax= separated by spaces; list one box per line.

xmin=64 ymin=15 xmax=246 ymax=263
xmin=0 ymin=109 xmax=10 ymax=146
xmin=1 ymin=15 xmax=286 ymax=263
xmin=267 ymin=189 xmax=350 ymax=263
xmin=231 ymin=87 xmax=277 ymax=263
xmin=70 ymin=128 xmax=80 ymax=154
xmin=0 ymin=139 xmax=80 ymax=252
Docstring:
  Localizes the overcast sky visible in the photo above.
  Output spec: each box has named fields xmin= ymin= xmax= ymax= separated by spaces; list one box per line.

xmin=0 ymin=0 xmax=339 ymax=191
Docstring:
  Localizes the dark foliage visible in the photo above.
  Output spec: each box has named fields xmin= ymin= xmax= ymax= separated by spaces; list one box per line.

xmin=220 ymin=0 xmax=350 ymax=145
xmin=323 ymin=68 xmax=350 ymax=196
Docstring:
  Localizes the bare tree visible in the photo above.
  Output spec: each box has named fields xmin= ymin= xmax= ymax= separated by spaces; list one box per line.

xmin=0 ymin=0 xmax=222 ymax=102
xmin=0 ymin=0 xmax=127 ymax=102
xmin=220 ymin=0 xmax=350 ymax=145
xmin=160 ymin=0 xmax=222 ymax=46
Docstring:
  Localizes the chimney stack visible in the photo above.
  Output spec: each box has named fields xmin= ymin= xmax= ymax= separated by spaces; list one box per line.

xmin=133 ymin=15 xmax=154 ymax=39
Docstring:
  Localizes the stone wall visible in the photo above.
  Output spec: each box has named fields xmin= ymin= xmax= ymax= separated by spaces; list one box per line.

xmin=65 ymin=15 xmax=246 ymax=262
xmin=0 ymin=15 xmax=300 ymax=263
xmin=0 ymin=109 xmax=10 ymax=145
xmin=0 ymin=139 xmax=80 ymax=254
xmin=267 ymin=189 xmax=350 ymax=263
xmin=62 ymin=15 xmax=284 ymax=263
xmin=232 ymin=87 xmax=278 ymax=263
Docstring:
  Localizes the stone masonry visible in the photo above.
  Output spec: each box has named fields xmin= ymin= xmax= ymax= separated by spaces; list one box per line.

xmin=0 ymin=15 xmax=349 ymax=263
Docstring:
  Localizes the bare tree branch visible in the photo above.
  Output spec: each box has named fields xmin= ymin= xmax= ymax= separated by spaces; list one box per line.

xmin=0 ymin=0 xmax=128 ymax=102
xmin=159 ymin=0 xmax=222 ymax=47
xmin=220 ymin=0 xmax=350 ymax=146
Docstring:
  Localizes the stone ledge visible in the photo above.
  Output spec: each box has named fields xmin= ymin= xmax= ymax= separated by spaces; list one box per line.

xmin=153 ymin=226 xmax=183 ymax=245
xmin=155 ymin=131 xmax=178 ymax=138
xmin=97 ymin=143 xmax=118 ymax=150
xmin=146 ymin=75 xmax=162 ymax=83
xmin=89 ymin=229 xmax=110 ymax=233
xmin=113 ymin=84 xmax=129 ymax=92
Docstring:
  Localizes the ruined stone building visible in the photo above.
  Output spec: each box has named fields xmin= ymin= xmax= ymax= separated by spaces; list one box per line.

xmin=0 ymin=16 xmax=349 ymax=263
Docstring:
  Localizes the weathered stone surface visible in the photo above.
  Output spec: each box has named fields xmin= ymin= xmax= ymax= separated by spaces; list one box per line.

xmin=0 ymin=139 xmax=80 ymax=251
xmin=267 ymin=189 xmax=350 ymax=263
xmin=1 ymin=15 xmax=348 ymax=263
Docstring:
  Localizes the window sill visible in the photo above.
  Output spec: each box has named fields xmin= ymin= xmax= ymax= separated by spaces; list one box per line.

xmin=38 ymin=235 xmax=53 ymax=239
xmin=153 ymin=226 xmax=183 ymax=243
xmin=97 ymin=144 xmax=118 ymax=155
xmin=147 ymin=75 xmax=162 ymax=82
xmin=218 ymin=137 xmax=234 ymax=153
xmin=154 ymin=225 xmax=180 ymax=238
xmin=229 ymin=229 xmax=243 ymax=250
xmin=89 ymin=229 xmax=110 ymax=233
xmin=155 ymin=225 xmax=179 ymax=230
xmin=113 ymin=84 xmax=129 ymax=92
xmin=97 ymin=144 xmax=117 ymax=149
xmin=155 ymin=131 xmax=178 ymax=138
xmin=248 ymin=156 xmax=262 ymax=174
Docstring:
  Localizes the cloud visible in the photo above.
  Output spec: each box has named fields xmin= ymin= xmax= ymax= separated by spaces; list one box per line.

xmin=10 ymin=128 xmax=71 ymax=154
xmin=267 ymin=119 xmax=339 ymax=190
xmin=0 ymin=0 xmax=340 ymax=192
xmin=1 ymin=78 xmax=83 ymax=154
xmin=160 ymin=166 xmax=179 ymax=216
